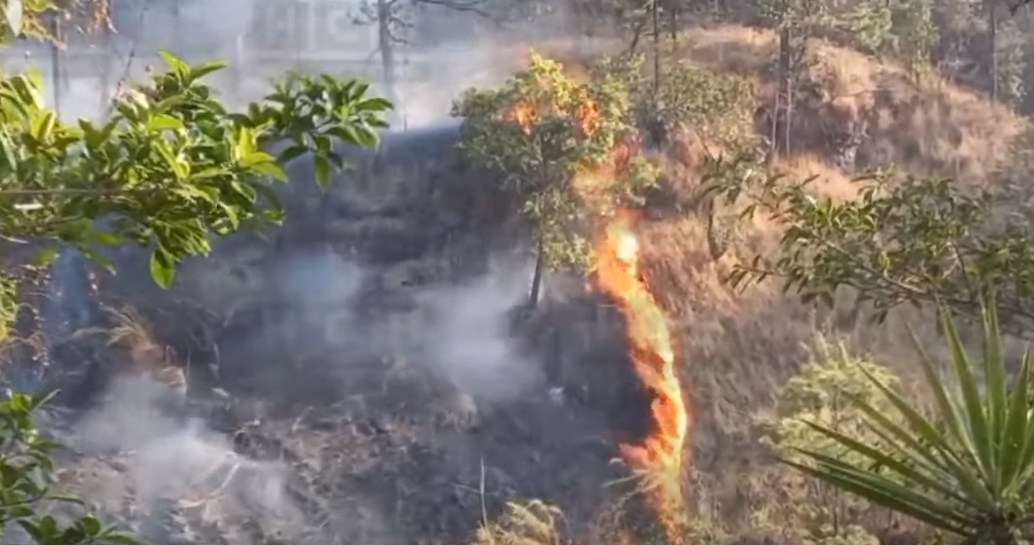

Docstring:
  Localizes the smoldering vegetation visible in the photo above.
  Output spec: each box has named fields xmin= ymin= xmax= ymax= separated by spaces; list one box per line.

xmin=13 ymin=116 xmax=652 ymax=545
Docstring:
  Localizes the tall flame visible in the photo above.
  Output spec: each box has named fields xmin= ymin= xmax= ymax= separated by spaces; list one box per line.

xmin=502 ymin=60 xmax=690 ymax=537
xmin=593 ymin=213 xmax=689 ymax=540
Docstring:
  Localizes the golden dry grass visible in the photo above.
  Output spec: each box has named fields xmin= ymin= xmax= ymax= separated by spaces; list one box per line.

xmin=682 ymin=25 xmax=1023 ymax=182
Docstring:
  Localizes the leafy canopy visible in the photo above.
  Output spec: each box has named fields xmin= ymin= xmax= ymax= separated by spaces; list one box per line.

xmin=709 ymin=168 xmax=1034 ymax=333
xmin=0 ymin=4 xmax=393 ymax=545
xmin=452 ymin=52 xmax=658 ymax=272
xmin=0 ymin=53 xmax=391 ymax=340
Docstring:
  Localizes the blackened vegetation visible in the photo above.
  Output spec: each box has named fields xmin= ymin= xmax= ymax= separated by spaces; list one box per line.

xmin=25 ymin=126 xmax=660 ymax=545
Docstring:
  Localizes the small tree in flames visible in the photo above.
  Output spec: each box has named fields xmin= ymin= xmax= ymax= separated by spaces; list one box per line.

xmin=452 ymin=52 xmax=658 ymax=307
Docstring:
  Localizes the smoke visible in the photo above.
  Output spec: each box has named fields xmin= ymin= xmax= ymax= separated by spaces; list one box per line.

xmin=237 ymin=245 xmax=542 ymax=403
xmin=1 ymin=0 xmax=568 ymax=126
xmin=407 ymin=260 xmax=543 ymax=403
xmin=72 ymin=376 xmax=303 ymax=533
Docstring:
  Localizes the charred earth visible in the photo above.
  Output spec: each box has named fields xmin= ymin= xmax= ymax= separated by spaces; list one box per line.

xmin=13 ymin=124 xmax=658 ymax=545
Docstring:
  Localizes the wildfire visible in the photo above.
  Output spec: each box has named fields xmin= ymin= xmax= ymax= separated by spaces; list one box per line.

xmin=503 ymin=57 xmax=690 ymax=538
xmin=577 ymin=99 xmax=601 ymax=136
xmin=510 ymin=101 xmax=536 ymax=133
xmin=593 ymin=213 xmax=689 ymax=540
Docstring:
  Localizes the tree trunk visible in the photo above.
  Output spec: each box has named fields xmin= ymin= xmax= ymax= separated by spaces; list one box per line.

xmin=989 ymin=0 xmax=999 ymax=102
xmin=529 ymin=244 xmax=544 ymax=309
xmin=774 ymin=25 xmax=791 ymax=156
xmin=651 ymin=0 xmax=661 ymax=95
xmin=377 ymin=0 xmax=398 ymax=104
xmin=50 ymin=15 xmax=63 ymax=115
xmin=779 ymin=25 xmax=794 ymax=155
xmin=669 ymin=0 xmax=677 ymax=53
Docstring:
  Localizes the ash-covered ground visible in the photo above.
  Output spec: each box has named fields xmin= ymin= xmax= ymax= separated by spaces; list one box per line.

xmin=12 ymin=125 xmax=658 ymax=545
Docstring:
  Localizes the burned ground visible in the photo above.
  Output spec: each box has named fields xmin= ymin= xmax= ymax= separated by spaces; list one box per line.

xmin=25 ymin=123 xmax=660 ymax=545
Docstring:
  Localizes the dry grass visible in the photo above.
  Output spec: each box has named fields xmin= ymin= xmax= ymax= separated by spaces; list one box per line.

xmin=596 ymin=22 xmax=1033 ymax=540
xmin=74 ymin=304 xmax=185 ymax=389
xmin=682 ymin=25 xmax=1023 ymax=182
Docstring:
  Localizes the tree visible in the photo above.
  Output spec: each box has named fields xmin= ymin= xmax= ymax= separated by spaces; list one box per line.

xmin=452 ymin=53 xmax=658 ymax=307
xmin=0 ymin=1 xmax=393 ymax=340
xmin=351 ymin=0 xmax=492 ymax=108
xmin=895 ymin=0 xmax=938 ymax=83
xmin=783 ymin=298 xmax=1034 ymax=545
xmin=708 ymin=167 xmax=1034 ymax=335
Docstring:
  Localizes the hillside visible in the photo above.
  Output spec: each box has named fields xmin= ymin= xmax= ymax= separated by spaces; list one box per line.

xmin=11 ymin=22 xmax=1032 ymax=545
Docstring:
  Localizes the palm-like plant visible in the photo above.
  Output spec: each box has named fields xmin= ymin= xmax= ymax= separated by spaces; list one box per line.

xmin=782 ymin=297 xmax=1034 ymax=545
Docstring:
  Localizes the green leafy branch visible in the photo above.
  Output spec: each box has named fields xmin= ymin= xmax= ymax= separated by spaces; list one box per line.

xmin=706 ymin=166 xmax=1034 ymax=333
xmin=0 ymin=51 xmax=391 ymax=340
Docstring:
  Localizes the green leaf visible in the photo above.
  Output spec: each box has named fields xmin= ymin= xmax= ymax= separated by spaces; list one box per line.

xmin=146 ymin=114 xmax=184 ymax=131
xmin=248 ymin=161 xmax=288 ymax=181
xmin=235 ymin=126 xmax=257 ymax=160
xmin=158 ymin=50 xmax=190 ymax=77
xmin=29 ymin=110 xmax=56 ymax=141
xmin=79 ymin=515 xmax=102 ymax=536
xmin=149 ymin=249 xmax=176 ymax=289
xmin=277 ymin=144 xmax=309 ymax=164
xmin=187 ymin=61 xmax=228 ymax=82
xmin=313 ymin=154 xmax=332 ymax=188
xmin=355 ymin=97 xmax=394 ymax=112
xmin=240 ymin=151 xmax=276 ymax=167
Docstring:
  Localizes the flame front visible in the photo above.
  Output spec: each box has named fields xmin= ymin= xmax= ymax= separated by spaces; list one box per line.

xmin=593 ymin=215 xmax=689 ymax=540
xmin=501 ymin=58 xmax=690 ymax=537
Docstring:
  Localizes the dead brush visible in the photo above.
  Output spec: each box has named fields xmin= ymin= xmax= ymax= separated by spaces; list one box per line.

xmin=73 ymin=304 xmax=184 ymax=389
xmin=599 ymin=463 xmax=726 ymax=545
xmin=474 ymin=498 xmax=569 ymax=545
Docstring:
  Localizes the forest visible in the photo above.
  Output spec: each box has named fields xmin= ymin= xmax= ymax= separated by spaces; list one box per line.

xmin=4 ymin=0 xmax=1034 ymax=544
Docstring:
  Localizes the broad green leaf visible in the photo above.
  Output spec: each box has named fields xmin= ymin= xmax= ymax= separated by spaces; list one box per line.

xmin=313 ymin=154 xmax=332 ymax=188
xmin=146 ymin=114 xmax=184 ymax=131
xmin=80 ymin=515 xmax=101 ymax=535
xmin=29 ymin=110 xmax=55 ymax=141
xmin=240 ymin=151 xmax=276 ymax=167
xmin=248 ymin=161 xmax=288 ymax=181
xmin=149 ymin=249 xmax=175 ymax=289
xmin=355 ymin=97 xmax=394 ymax=112
xmin=158 ymin=50 xmax=190 ymax=77
xmin=187 ymin=61 xmax=227 ymax=82
xmin=277 ymin=144 xmax=308 ymax=164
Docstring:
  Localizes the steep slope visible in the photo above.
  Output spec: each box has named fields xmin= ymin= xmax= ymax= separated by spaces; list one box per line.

xmin=21 ymin=24 xmax=1031 ymax=545
xmin=625 ymin=24 xmax=1028 ymax=530
xmin=681 ymin=25 xmax=1022 ymax=182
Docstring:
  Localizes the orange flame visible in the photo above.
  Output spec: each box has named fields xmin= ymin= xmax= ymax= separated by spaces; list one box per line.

xmin=509 ymin=101 xmax=536 ymax=134
xmin=503 ymin=58 xmax=689 ymax=537
xmin=577 ymin=99 xmax=601 ymax=137
xmin=593 ymin=213 xmax=689 ymax=541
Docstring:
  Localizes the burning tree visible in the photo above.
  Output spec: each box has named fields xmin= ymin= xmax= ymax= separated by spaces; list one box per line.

xmin=452 ymin=52 xmax=659 ymax=307
xmin=454 ymin=53 xmax=689 ymax=542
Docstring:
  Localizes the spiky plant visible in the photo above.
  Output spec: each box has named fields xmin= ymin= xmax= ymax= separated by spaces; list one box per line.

xmin=782 ymin=297 xmax=1034 ymax=545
